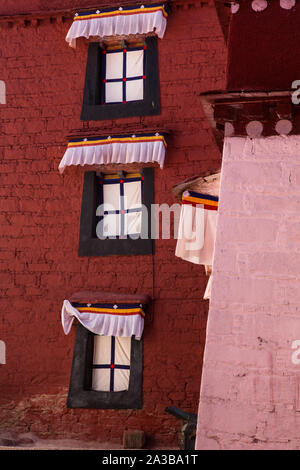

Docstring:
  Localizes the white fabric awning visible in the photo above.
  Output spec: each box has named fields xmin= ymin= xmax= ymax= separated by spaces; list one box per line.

xmin=61 ymin=299 xmax=145 ymax=340
xmin=58 ymin=133 xmax=167 ymax=173
xmin=92 ymin=336 xmax=131 ymax=392
xmin=66 ymin=4 xmax=168 ymax=48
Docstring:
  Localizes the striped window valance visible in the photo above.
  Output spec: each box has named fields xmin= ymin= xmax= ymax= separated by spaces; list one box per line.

xmin=66 ymin=3 xmax=168 ymax=48
xmin=58 ymin=132 xmax=167 ymax=173
xmin=181 ymin=191 xmax=219 ymax=211
xmin=61 ymin=299 xmax=146 ymax=340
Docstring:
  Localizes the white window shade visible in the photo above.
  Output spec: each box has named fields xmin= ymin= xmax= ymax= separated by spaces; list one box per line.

xmin=126 ymin=79 xmax=144 ymax=101
xmin=126 ymin=50 xmax=144 ymax=77
xmin=58 ymin=133 xmax=167 ymax=173
xmin=92 ymin=336 xmax=131 ymax=392
xmin=124 ymin=211 xmax=142 ymax=235
xmin=99 ymin=176 xmax=143 ymax=239
xmin=66 ymin=4 xmax=168 ymax=48
xmin=103 ymin=47 xmax=145 ymax=103
xmin=106 ymin=52 xmax=123 ymax=79
xmin=123 ymin=180 xmax=142 ymax=209
xmin=99 ymin=174 xmax=143 ymax=238
xmin=103 ymin=183 xmax=121 ymax=211
xmin=105 ymin=82 xmax=123 ymax=103
xmin=102 ymin=213 xmax=122 ymax=238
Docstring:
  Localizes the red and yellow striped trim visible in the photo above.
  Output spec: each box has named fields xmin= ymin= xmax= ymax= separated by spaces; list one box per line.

xmin=76 ymin=306 xmax=146 ymax=318
xmin=74 ymin=5 xmax=168 ymax=22
xmin=182 ymin=193 xmax=219 ymax=211
xmin=68 ymin=135 xmax=167 ymax=149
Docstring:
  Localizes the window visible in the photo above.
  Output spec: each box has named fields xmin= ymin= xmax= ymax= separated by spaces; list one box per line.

xmin=61 ymin=284 xmax=149 ymax=410
xmin=78 ymin=167 xmax=154 ymax=256
xmin=67 ymin=324 xmax=143 ymax=409
xmin=81 ymin=37 xmax=160 ymax=120
xmin=102 ymin=45 xmax=146 ymax=104
xmin=97 ymin=173 xmax=143 ymax=240
xmin=92 ymin=336 xmax=131 ymax=392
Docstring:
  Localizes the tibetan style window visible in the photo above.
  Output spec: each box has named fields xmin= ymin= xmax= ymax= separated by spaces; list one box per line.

xmin=65 ymin=4 xmax=168 ymax=119
xmin=67 ymin=326 xmax=143 ymax=409
xmin=58 ymin=132 xmax=167 ymax=256
xmin=61 ymin=293 xmax=149 ymax=409
xmin=78 ymin=167 xmax=154 ymax=256
xmin=97 ymin=173 xmax=144 ymax=240
xmin=102 ymin=44 xmax=146 ymax=104
xmin=92 ymin=336 xmax=131 ymax=392
xmin=81 ymin=37 xmax=160 ymax=120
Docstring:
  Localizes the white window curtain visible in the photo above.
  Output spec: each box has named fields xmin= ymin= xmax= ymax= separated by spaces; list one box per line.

xmin=104 ymin=48 xmax=145 ymax=103
xmin=66 ymin=4 xmax=168 ymax=48
xmin=99 ymin=175 xmax=143 ymax=239
xmin=58 ymin=133 xmax=167 ymax=173
xmin=92 ymin=336 xmax=131 ymax=392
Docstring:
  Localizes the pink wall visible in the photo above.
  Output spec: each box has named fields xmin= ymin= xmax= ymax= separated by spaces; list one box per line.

xmin=196 ymin=135 xmax=300 ymax=450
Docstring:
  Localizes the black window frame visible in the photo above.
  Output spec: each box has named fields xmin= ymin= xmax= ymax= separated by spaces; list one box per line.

xmin=78 ymin=167 xmax=154 ymax=257
xmin=67 ymin=324 xmax=143 ymax=409
xmin=81 ymin=36 xmax=161 ymax=121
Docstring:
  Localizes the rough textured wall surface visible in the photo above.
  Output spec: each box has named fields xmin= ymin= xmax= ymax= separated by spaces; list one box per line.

xmin=227 ymin=0 xmax=300 ymax=91
xmin=0 ymin=3 xmax=227 ymax=447
xmin=196 ymin=136 xmax=300 ymax=450
xmin=0 ymin=0 xmax=168 ymax=15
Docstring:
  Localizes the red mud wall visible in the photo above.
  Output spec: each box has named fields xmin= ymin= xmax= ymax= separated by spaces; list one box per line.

xmin=227 ymin=0 xmax=300 ymax=91
xmin=0 ymin=2 xmax=226 ymax=447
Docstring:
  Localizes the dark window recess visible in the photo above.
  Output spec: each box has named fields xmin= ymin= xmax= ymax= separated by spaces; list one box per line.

xmin=81 ymin=37 xmax=161 ymax=120
xmin=67 ymin=324 xmax=143 ymax=409
xmin=78 ymin=167 xmax=154 ymax=257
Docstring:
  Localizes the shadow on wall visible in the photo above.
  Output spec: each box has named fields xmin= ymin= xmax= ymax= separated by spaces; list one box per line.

xmin=0 ymin=80 xmax=6 ymax=104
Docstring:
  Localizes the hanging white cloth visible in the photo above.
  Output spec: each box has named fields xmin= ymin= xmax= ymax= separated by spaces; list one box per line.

xmin=61 ymin=300 xmax=145 ymax=340
xmin=58 ymin=134 xmax=167 ymax=173
xmin=175 ymin=190 xmax=218 ymax=266
xmin=66 ymin=4 xmax=168 ymax=48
